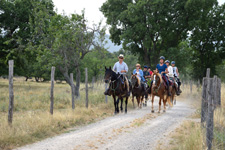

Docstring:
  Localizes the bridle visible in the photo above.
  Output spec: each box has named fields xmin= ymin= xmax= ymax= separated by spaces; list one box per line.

xmin=153 ymin=74 xmax=162 ymax=92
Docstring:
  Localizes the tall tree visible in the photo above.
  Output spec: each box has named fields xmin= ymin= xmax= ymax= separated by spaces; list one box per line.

xmin=190 ymin=3 xmax=225 ymax=80
xmin=31 ymin=12 xmax=106 ymax=98
xmin=100 ymin=0 xmax=216 ymax=66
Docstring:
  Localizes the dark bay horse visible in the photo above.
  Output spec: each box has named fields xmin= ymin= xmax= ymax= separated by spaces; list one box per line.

xmin=130 ymin=73 xmax=147 ymax=109
xmin=150 ymin=70 xmax=173 ymax=113
xmin=104 ymin=66 xmax=130 ymax=114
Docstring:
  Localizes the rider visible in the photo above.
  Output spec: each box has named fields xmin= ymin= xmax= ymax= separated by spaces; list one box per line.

xmin=165 ymin=60 xmax=180 ymax=95
xmin=156 ymin=56 xmax=171 ymax=96
xmin=171 ymin=61 xmax=182 ymax=93
xmin=104 ymin=54 xmax=129 ymax=96
xmin=133 ymin=63 xmax=147 ymax=91
xmin=143 ymin=65 xmax=151 ymax=80
xmin=148 ymin=67 xmax=153 ymax=76
xmin=133 ymin=64 xmax=145 ymax=82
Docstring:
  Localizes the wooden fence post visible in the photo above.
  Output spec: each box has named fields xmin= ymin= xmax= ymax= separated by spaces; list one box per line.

xmin=50 ymin=67 xmax=55 ymax=115
xmin=8 ymin=60 xmax=14 ymax=125
xmin=216 ymin=77 xmax=221 ymax=107
xmin=206 ymin=68 xmax=210 ymax=78
xmin=201 ymin=77 xmax=207 ymax=124
xmin=206 ymin=77 xmax=214 ymax=150
xmin=105 ymin=83 xmax=108 ymax=103
xmin=85 ymin=68 xmax=88 ymax=108
xmin=70 ymin=73 xmax=75 ymax=109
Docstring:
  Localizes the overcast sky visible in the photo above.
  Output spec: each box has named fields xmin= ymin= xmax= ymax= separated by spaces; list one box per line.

xmin=53 ymin=0 xmax=225 ymax=27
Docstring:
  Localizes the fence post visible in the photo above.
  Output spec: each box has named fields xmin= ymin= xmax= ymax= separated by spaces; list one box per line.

xmin=105 ymin=83 xmax=108 ymax=103
xmin=50 ymin=67 xmax=55 ymax=115
xmin=216 ymin=77 xmax=221 ymax=107
xmin=85 ymin=68 xmax=88 ymax=108
xmin=70 ymin=73 xmax=75 ymax=109
xmin=8 ymin=60 xmax=14 ymax=125
xmin=190 ymin=80 xmax=192 ymax=94
xmin=206 ymin=77 xmax=214 ymax=150
xmin=206 ymin=68 xmax=210 ymax=78
xmin=201 ymin=78 xmax=207 ymax=124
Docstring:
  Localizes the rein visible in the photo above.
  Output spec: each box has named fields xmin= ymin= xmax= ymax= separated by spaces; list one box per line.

xmin=109 ymin=73 xmax=121 ymax=95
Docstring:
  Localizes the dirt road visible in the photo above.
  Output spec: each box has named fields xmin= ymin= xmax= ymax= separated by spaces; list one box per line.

xmin=16 ymin=98 xmax=195 ymax=150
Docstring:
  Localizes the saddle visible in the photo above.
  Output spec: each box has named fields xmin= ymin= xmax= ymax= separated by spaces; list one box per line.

xmin=162 ymin=76 xmax=173 ymax=88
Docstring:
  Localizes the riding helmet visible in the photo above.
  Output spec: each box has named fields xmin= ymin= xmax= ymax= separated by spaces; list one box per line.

xmin=160 ymin=56 xmax=165 ymax=60
xmin=171 ymin=61 xmax=175 ymax=64
xmin=165 ymin=60 xmax=170 ymax=63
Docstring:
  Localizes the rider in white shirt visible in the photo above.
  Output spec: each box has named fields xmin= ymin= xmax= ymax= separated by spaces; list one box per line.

xmin=171 ymin=61 xmax=182 ymax=94
xmin=165 ymin=60 xmax=180 ymax=95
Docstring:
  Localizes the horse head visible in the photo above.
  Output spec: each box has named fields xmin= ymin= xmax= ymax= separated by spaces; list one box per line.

xmin=130 ymin=73 xmax=140 ymax=88
xmin=104 ymin=66 xmax=113 ymax=83
xmin=151 ymin=70 xmax=162 ymax=89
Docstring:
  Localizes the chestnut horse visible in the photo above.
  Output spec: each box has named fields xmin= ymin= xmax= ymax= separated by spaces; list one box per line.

xmin=150 ymin=70 xmax=173 ymax=113
xmin=130 ymin=73 xmax=147 ymax=108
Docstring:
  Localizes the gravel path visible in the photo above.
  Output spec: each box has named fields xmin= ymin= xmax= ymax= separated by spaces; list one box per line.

xmin=16 ymin=98 xmax=195 ymax=150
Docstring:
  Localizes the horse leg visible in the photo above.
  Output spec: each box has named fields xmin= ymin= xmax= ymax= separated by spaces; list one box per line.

xmin=158 ymin=97 xmax=162 ymax=113
xmin=174 ymin=96 xmax=176 ymax=105
xmin=116 ymin=97 xmax=120 ymax=113
xmin=167 ymin=95 xmax=173 ymax=107
xmin=163 ymin=98 xmax=166 ymax=112
xmin=120 ymin=98 xmax=123 ymax=113
xmin=141 ymin=96 xmax=144 ymax=109
xmin=125 ymin=97 xmax=128 ymax=114
xmin=137 ymin=96 xmax=140 ymax=109
xmin=151 ymin=95 xmax=155 ymax=113
xmin=113 ymin=95 xmax=117 ymax=115
xmin=132 ymin=95 xmax=135 ymax=108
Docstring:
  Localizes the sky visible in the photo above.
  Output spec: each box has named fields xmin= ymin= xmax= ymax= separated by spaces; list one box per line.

xmin=53 ymin=0 xmax=225 ymax=33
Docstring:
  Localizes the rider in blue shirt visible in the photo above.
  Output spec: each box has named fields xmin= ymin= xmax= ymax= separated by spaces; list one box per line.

xmin=156 ymin=56 xmax=171 ymax=96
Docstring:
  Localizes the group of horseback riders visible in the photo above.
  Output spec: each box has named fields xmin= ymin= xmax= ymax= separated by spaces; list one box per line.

xmin=104 ymin=54 xmax=182 ymax=97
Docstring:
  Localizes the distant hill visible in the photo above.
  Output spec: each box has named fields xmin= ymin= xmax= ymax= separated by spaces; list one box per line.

xmin=104 ymin=34 xmax=122 ymax=53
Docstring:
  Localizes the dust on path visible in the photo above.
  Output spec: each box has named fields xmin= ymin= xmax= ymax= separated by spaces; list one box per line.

xmin=16 ymin=98 xmax=195 ymax=150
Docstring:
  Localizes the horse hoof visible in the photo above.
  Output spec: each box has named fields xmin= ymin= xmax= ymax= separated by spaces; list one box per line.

xmin=163 ymin=110 xmax=166 ymax=113
xmin=151 ymin=110 xmax=154 ymax=113
xmin=125 ymin=110 xmax=127 ymax=114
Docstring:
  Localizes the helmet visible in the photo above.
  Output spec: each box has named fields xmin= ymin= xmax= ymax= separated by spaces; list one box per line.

xmin=160 ymin=56 xmax=165 ymax=60
xmin=171 ymin=61 xmax=175 ymax=64
xmin=144 ymin=65 xmax=148 ymax=68
xmin=165 ymin=60 xmax=170 ymax=63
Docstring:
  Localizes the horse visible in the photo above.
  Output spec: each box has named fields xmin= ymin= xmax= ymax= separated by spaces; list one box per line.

xmin=150 ymin=70 xmax=173 ymax=113
xmin=104 ymin=66 xmax=130 ymax=114
xmin=130 ymin=73 xmax=147 ymax=109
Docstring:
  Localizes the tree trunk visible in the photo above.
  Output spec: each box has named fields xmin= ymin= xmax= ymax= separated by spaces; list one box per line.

xmin=59 ymin=66 xmax=76 ymax=99
xmin=144 ymin=47 xmax=151 ymax=66
xmin=75 ymin=67 xmax=80 ymax=99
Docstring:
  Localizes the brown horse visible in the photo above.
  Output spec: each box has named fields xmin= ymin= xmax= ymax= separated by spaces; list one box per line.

xmin=104 ymin=66 xmax=130 ymax=114
xmin=130 ymin=73 xmax=147 ymax=108
xmin=150 ymin=70 xmax=173 ymax=113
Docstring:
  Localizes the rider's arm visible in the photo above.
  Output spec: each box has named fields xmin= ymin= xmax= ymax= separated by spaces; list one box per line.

xmin=113 ymin=63 xmax=117 ymax=72
xmin=176 ymin=68 xmax=179 ymax=77
xmin=165 ymin=68 xmax=169 ymax=74
xmin=121 ymin=63 xmax=128 ymax=73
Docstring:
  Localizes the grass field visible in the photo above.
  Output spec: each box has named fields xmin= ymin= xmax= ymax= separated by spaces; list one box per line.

xmin=166 ymin=82 xmax=225 ymax=150
xmin=0 ymin=77 xmax=124 ymax=150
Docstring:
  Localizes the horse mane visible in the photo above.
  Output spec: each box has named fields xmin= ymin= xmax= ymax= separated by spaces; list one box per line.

xmin=152 ymin=70 xmax=163 ymax=84
xmin=131 ymin=74 xmax=140 ymax=86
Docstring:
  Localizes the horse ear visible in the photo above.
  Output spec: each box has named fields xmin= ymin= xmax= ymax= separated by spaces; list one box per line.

xmin=135 ymin=73 xmax=137 ymax=75
xmin=105 ymin=66 xmax=107 ymax=70
xmin=131 ymin=73 xmax=133 ymax=75
xmin=109 ymin=66 xmax=111 ymax=70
